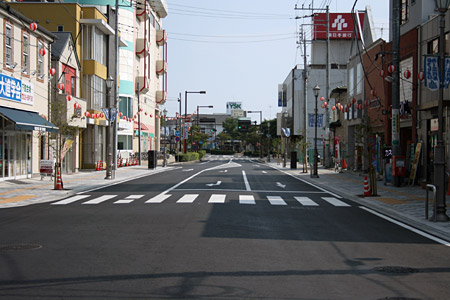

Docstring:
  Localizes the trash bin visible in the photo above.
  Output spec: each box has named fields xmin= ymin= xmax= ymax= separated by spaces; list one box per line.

xmin=290 ymin=151 xmax=297 ymax=169
xmin=148 ymin=150 xmax=156 ymax=169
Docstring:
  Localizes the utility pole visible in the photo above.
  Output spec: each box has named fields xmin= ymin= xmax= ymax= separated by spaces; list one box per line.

xmin=302 ymin=28 xmax=308 ymax=173
xmin=137 ymin=81 xmax=141 ymax=165
xmin=392 ymin=0 xmax=401 ymax=186
xmin=295 ymin=5 xmax=330 ymax=169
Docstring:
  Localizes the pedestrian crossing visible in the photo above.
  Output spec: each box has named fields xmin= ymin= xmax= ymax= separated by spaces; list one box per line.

xmin=51 ymin=193 xmax=351 ymax=207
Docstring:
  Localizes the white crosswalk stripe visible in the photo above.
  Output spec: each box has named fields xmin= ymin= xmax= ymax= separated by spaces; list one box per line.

xmin=208 ymin=194 xmax=226 ymax=203
xmin=82 ymin=195 xmax=117 ymax=205
xmin=114 ymin=195 xmax=144 ymax=204
xmin=294 ymin=196 xmax=319 ymax=206
xmin=51 ymin=195 xmax=90 ymax=205
xmin=239 ymin=195 xmax=255 ymax=204
xmin=267 ymin=196 xmax=287 ymax=206
xmin=177 ymin=194 xmax=199 ymax=203
xmin=145 ymin=194 xmax=171 ymax=203
xmin=50 ymin=194 xmax=351 ymax=207
xmin=321 ymin=197 xmax=350 ymax=207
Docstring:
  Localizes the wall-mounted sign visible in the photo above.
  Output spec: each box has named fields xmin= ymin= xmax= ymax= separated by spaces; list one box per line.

xmin=0 ymin=74 xmax=34 ymax=105
xmin=226 ymin=102 xmax=242 ymax=115
xmin=313 ymin=13 xmax=365 ymax=40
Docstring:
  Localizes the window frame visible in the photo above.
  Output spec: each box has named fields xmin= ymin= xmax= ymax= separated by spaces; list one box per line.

xmin=22 ymin=30 xmax=30 ymax=77
xmin=37 ymin=40 xmax=45 ymax=82
xmin=4 ymin=20 xmax=13 ymax=70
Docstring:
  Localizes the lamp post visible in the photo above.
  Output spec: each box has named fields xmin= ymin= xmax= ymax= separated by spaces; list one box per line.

xmin=283 ymin=111 xmax=288 ymax=167
xmin=105 ymin=76 xmax=114 ymax=179
xmin=267 ymin=121 xmax=271 ymax=162
xmin=311 ymin=85 xmax=320 ymax=178
xmin=433 ymin=0 xmax=450 ymax=221
xmin=184 ymin=91 xmax=206 ymax=153
xmin=163 ymin=108 xmax=167 ymax=167
xmin=248 ymin=110 xmax=262 ymax=157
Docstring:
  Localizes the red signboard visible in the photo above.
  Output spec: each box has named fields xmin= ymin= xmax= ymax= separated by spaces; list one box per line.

xmin=313 ymin=12 xmax=365 ymax=40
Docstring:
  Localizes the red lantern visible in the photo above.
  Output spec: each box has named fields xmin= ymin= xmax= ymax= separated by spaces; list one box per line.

xmin=145 ymin=112 xmax=148 ymax=116
xmin=352 ymin=98 xmax=356 ymax=104
xmin=29 ymin=22 xmax=37 ymax=31
xmin=39 ymin=47 xmax=46 ymax=56
xmin=66 ymin=94 xmax=72 ymax=101
xmin=365 ymin=99 xmax=370 ymax=106
xmin=140 ymin=108 xmax=143 ymax=112
xmin=119 ymin=112 xmax=123 ymax=117
xmin=73 ymin=103 xmax=79 ymax=109
xmin=134 ymin=115 xmax=137 ymax=119
xmin=388 ymin=64 xmax=395 ymax=74
xmin=371 ymin=89 xmax=376 ymax=97
xmin=320 ymin=96 xmax=325 ymax=101
xmin=150 ymin=114 xmax=153 ymax=118
xmin=379 ymin=69 xmax=385 ymax=77
xmin=331 ymin=106 xmax=336 ymax=111
xmin=359 ymin=104 xmax=363 ymax=110
xmin=403 ymin=69 xmax=411 ymax=79
xmin=84 ymin=111 xmax=90 ymax=117
xmin=324 ymin=101 xmax=327 ymax=106
xmin=49 ymin=68 xmax=56 ymax=76
xmin=123 ymin=116 xmax=126 ymax=120
xmin=101 ymin=113 xmax=105 ymax=118
xmin=418 ymin=71 xmax=425 ymax=81
xmin=58 ymin=83 xmax=64 ymax=91
xmin=344 ymin=107 xmax=348 ymax=113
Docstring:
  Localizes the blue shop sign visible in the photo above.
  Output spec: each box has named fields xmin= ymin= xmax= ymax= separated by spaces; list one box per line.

xmin=0 ymin=73 xmax=22 ymax=102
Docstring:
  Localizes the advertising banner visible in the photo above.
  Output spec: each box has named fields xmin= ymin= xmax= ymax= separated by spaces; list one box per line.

xmin=313 ymin=13 xmax=365 ymax=40
xmin=226 ymin=102 xmax=242 ymax=115
xmin=424 ymin=55 xmax=440 ymax=91
xmin=0 ymin=73 xmax=22 ymax=102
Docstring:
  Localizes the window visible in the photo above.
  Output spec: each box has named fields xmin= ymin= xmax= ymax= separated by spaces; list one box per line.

xmin=428 ymin=38 xmax=439 ymax=54
xmin=5 ymin=22 xmax=13 ymax=69
xmin=93 ymin=28 xmax=106 ymax=65
xmin=119 ymin=96 xmax=133 ymax=118
xmin=22 ymin=32 xmax=29 ymax=75
xmin=401 ymin=0 xmax=409 ymax=25
xmin=57 ymin=25 xmax=64 ymax=32
xmin=37 ymin=41 xmax=44 ymax=79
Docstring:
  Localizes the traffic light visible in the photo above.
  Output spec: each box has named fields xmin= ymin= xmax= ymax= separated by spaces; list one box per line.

xmin=238 ymin=120 xmax=251 ymax=132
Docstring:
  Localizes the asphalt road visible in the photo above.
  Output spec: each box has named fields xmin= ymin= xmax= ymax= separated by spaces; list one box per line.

xmin=1 ymin=157 xmax=450 ymax=299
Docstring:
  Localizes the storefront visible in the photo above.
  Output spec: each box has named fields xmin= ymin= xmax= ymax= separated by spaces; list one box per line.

xmin=0 ymin=106 xmax=58 ymax=180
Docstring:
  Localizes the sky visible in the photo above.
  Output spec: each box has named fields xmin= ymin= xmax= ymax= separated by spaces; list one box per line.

xmin=162 ymin=0 xmax=390 ymax=124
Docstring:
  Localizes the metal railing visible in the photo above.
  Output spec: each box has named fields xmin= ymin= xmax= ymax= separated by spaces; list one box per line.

xmin=425 ymin=184 xmax=437 ymax=221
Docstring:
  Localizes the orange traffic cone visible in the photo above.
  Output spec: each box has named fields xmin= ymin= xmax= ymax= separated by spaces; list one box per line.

xmin=364 ymin=176 xmax=371 ymax=197
xmin=55 ymin=172 xmax=63 ymax=190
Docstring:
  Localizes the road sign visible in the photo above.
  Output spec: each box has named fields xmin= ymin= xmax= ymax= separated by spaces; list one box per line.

xmin=175 ymin=130 xmax=181 ymax=136
xmin=175 ymin=136 xmax=180 ymax=142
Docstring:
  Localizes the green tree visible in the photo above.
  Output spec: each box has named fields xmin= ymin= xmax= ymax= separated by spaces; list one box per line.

xmin=222 ymin=117 xmax=239 ymax=139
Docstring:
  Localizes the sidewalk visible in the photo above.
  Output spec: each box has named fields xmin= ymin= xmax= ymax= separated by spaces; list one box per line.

xmin=0 ymin=160 xmax=176 ymax=209
xmin=266 ymin=159 xmax=450 ymax=243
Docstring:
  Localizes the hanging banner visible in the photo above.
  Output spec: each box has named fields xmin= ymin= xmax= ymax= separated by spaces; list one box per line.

xmin=424 ymin=55 xmax=440 ymax=91
xmin=445 ymin=57 xmax=450 ymax=88
xmin=60 ymin=139 xmax=74 ymax=161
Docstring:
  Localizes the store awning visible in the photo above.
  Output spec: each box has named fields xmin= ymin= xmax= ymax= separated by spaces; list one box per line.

xmin=133 ymin=121 xmax=150 ymax=132
xmin=0 ymin=106 xmax=59 ymax=132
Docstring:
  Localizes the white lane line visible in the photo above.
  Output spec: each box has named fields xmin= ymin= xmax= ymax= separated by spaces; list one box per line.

xmin=267 ymin=196 xmax=287 ymax=206
xmin=239 ymin=195 xmax=255 ymax=205
xmin=322 ymin=197 xmax=351 ymax=207
xmin=114 ymin=195 xmax=144 ymax=204
xmin=209 ymin=194 xmax=226 ymax=203
xmin=82 ymin=195 xmax=117 ymax=205
xmin=177 ymin=194 xmax=199 ymax=203
xmin=242 ymin=170 xmax=251 ymax=191
xmin=51 ymin=195 xmax=90 ymax=205
xmin=262 ymin=171 xmax=267 ymax=174
xmin=360 ymin=206 xmax=450 ymax=247
xmin=294 ymin=196 xmax=319 ymax=206
xmin=145 ymin=194 xmax=171 ymax=203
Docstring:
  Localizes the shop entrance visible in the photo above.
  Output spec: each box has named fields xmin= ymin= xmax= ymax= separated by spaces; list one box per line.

xmin=0 ymin=131 xmax=31 ymax=180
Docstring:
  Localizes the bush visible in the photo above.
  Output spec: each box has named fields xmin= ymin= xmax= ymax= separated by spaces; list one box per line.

xmin=199 ymin=150 xmax=206 ymax=159
xmin=175 ymin=152 xmax=200 ymax=162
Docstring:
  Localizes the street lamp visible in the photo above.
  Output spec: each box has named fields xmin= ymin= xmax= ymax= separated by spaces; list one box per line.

xmin=105 ymin=76 xmax=114 ymax=180
xmin=163 ymin=108 xmax=167 ymax=167
xmin=184 ymin=91 xmax=206 ymax=153
xmin=267 ymin=121 xmax=271 ymax=162
xmin=432 ymin=0 xmax=450 ymax=221
xmin=311 ymin=84 xmax=320 ymax=178
xmin=282 ymin=111 xmax=288 ymax=168
xmin=247 ymin=110 xmax=262 ymax=157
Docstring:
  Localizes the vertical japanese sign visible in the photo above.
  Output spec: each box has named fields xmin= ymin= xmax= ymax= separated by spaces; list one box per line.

xmin=444 ymin=57 xmax=450 ymax=88
xmin=424 ymin=55 xmax=440 ymax=91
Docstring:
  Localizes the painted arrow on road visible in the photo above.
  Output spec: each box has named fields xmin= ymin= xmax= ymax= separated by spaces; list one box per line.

xmin=206 ymin=181 xmax=222 ymax=187
xmin=276 ymin=182 xmax=286 ymax=188
xmin=183 ymin=169 xmax=194 ymax=172
xmin=219 ymin=170 xmax=228 ymax=173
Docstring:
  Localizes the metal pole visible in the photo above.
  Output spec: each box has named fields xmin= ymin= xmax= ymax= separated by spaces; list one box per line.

xmin=312 ymin=93 xmax=319 ymax=178
xmin=325 ymin=5 xmax=331 ymax=168
xmin=179 ymin=93 xmax=182 ymax=153
xmin=184 ymin=91 xmax=187 ymax=154
xmin=267 ymin=121 xmax=271 ymax=162
xmin=105 ymin=87 xmax=112 ymax=179
xmin=137 ymin=81 xmax=141 ymax=165
xmin=112 ymin=0 xmax=119 ymax=179
xmin=432 ymin=8 xmax=449 ymax=221
xmin=303 ymin=28 xmax=308 ymax=173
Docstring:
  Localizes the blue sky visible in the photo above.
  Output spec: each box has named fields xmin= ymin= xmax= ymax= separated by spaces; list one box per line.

xmin=162 ymin=0 xmax=389 ymax=123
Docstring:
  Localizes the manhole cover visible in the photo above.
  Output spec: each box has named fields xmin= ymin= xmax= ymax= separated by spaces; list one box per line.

xmin=374 ymin=266 xmax=419 ymax=274
xmin=0 ymin=244 xmax=42 ymax=251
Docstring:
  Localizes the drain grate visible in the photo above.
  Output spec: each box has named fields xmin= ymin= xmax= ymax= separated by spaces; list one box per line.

xmin=374 ymin=266 xmax=419 ymax=274
xmin=0 ymin=244 xmax=42 ymax=251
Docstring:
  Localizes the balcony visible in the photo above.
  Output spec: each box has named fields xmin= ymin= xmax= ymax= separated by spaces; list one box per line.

xmin=136 ymin=76 xmax=150 ymax=94
xmin=156 ymin=29 xmax=167 ymax=46
xmin=156 ymin=60 xmax=167 ymax=75
xmin=136 ymin=38 xmax=150 ymax=58
xmin=156 ymin=90 xmax=167 ymax=105
xmin=57 ymin=94 xmax=87 ymax=128
xmin=149 ymin=0 xmax=168 ymax=18
xmin=136 ymin=5 xmax=149 ymax=22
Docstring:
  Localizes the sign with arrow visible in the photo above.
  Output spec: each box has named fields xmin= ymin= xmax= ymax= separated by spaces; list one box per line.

xmin=206 ymin=181 xmax=222 ymax=187
xmin=276 ymin=182 xmax=286 ymax=188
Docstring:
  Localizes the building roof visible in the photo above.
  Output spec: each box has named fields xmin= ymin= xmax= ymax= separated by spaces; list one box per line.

xmin=51 ymin=32 xmax=81 ymax=69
